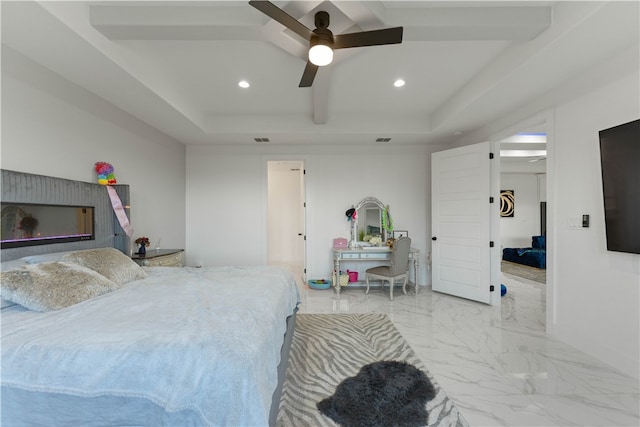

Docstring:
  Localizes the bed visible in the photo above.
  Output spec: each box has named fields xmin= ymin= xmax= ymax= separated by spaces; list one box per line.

xmin=1 ymin=248 xmax=300 ymax=426
xmin=1 ymin=170 xmax=299 ymax=426
xmin=502 ymin=235 xmax=546 ymax=269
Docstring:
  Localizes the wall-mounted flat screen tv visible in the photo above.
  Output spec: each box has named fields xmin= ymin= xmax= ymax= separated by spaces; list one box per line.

xmin=599 ymin=119 xmax=640 ymax=254
xmin=1 ymin=203 xmax=95 ymax=249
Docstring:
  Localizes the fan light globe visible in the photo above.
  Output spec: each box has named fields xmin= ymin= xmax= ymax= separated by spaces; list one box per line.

xmin=309 ymin=44 xmax=333 ymax=66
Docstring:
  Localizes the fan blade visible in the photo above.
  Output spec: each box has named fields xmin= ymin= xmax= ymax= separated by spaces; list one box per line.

xmin=249 ymin=1 xmax=313 ymax=41
xmin=299 ymin=61 xmax=319 ymax=87
xmin=333 ymin=27 xmax=403 ymax=49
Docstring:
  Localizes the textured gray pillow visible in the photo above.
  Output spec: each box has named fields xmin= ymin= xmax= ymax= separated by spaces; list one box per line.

xmin=62 ymin=247 xmax=147 ymax=285
xmin=1 ymin=262 xmax=120 ymax=312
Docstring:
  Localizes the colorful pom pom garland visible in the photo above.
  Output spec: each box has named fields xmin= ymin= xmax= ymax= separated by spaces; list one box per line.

xmin=95 ymin=161 xmax=117 ymax=185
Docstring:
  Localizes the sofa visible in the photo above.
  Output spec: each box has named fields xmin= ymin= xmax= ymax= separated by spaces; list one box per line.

xmin=502 ymin=235 xmax=546 ymax=269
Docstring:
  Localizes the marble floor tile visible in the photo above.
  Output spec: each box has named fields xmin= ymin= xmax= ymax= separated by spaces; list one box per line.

xmin=449 ymin=394 xmax=557 ymax=427
xmin=292 ymin=272 xmax=640 ymax=426
xmin=416 ymin=350 xmax=523 ymax=396
xmin=477 ymin=350 xmax=605 ymax=395
xmin=529 ymin=394 xmax=640 ymax=426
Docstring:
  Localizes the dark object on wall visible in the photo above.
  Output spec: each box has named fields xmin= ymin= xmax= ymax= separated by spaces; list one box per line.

xmin=599 ymin=119 xmax=640 ymax=254
xmin=502 ymin=235 xmax=546 ymax=269
xmin=500 ymin=190 xmax=515 ymax=217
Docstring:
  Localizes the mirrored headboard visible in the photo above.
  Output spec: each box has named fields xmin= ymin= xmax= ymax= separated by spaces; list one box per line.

xmin=1 ymin=170 xmax=130 ymax=261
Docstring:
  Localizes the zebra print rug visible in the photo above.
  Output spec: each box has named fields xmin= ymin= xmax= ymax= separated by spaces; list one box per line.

xmin=276 ymin=313 xmax=468 ymax=427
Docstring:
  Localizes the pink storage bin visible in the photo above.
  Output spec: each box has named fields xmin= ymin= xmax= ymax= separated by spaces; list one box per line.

xmin=347 ymin=270 xmax=358 ymax=282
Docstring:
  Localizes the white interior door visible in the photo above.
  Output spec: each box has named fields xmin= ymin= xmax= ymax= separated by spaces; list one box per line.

xmin=431 ymin=142 xmax=499 ymax=304
xmin=267 ymin=160 xmax=306 ymax=279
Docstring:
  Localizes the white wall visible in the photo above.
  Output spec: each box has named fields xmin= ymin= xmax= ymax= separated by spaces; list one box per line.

xmin=1 ymin=48 xmax=186 ymax=251
xmin=186 ymin=144 xmax=435 ymax=285
xmin=550 ymin=73 xmax=639 ymax=379
xmin=500 ymin=173 xmax=544 ymax=248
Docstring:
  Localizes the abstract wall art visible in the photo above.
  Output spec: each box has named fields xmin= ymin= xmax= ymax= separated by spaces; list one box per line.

xmin=500 ymin=190 xmax=515 ymax=217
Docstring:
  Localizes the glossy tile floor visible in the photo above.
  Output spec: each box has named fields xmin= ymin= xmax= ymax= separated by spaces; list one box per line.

xmin=293 ymin=271 xmax=640 ymax=426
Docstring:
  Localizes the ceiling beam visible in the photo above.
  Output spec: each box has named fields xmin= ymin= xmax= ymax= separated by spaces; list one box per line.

xmin=332 ymin=1 xmax=387 ymax=30
xmin=90 ymin=4 xmax=550 ymax=42
xmin=90 ymin=5 xmax=263 ymax=40
xmin=388 ymin=7 xmax=551 ymax=41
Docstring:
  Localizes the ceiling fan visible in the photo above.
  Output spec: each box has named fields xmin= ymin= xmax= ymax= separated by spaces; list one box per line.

xmin=249 ymin=0 xmax=403 ymax=87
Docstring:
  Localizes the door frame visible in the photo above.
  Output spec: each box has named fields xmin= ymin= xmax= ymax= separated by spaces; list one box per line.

xmin=489 ymin=109 xmax=554 ymax=329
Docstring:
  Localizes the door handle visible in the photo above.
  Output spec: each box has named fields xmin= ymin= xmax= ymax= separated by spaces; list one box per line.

xmin=298 ymin=233 xmax=303 ymax=236
xmin=432 ymin=237 xmax=437 ymax=241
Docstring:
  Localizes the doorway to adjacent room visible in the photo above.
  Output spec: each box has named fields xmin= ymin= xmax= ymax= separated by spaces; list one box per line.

xmin=266 ymin=160 xmax=306 ymax=283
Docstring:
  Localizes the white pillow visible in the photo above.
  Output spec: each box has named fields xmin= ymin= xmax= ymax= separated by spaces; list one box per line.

xmin=62 ymin=247 xmax=147 ymax=285
xmin=1 ymin=262 xmax=120 ymax=312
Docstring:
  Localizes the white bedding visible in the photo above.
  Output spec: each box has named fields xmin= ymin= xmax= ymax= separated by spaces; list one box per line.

xmin=1 ymin=265 xmax=300 ymax=426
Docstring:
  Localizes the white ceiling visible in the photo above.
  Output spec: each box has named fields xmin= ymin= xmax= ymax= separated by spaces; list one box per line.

xmin=1 ymin=1 xmax=638 ymax=148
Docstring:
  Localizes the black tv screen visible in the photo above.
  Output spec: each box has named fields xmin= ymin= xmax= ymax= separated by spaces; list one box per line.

xmin=599 ymin=119 xmax=640 ymax=254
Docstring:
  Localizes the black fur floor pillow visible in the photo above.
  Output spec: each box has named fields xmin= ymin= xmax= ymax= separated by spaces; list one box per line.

xmin=317 ymin=360 xmax=436 ymax=427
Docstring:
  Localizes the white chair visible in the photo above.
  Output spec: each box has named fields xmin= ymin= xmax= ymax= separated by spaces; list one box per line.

xmin=365 ymin=237 xmax=411 ymax=300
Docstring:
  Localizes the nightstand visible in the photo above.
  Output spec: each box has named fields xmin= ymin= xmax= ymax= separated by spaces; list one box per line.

xmin=131 ymin=249 xmax=185 ymax=267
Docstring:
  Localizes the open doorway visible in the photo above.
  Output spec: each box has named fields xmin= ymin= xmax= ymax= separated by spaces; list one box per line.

xmin=499 ymin=129 xmax=547 ymax=291
xmin=267 ymin=160 xmax=306 ymax=283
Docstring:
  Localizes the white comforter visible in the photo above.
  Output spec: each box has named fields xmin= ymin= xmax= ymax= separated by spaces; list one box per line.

xmin=1 ymin=266 xmax=300 ymax=426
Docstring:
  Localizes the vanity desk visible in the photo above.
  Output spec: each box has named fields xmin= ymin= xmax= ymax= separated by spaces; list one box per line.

xmin=335 ymin=196 xmax=418 ymax=295
xmin=332 ymin=246 xmax=420 ymax=295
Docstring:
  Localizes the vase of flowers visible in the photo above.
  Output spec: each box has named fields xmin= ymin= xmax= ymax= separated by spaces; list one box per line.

xmin=135 ymin=236 xmax=150 ymax=256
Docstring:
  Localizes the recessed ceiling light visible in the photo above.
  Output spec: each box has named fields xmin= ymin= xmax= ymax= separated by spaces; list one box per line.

xmin=238 ymin=80 xmax=250 ymax=89
xmin=393 ymin=79 xmax=405 ymax=88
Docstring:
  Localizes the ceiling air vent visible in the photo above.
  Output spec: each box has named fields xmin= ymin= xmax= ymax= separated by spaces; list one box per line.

xmin=254 ymin=137 xmax=270 ymax=143
xmin=376 ymin=137 xmax=391 ymax=142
